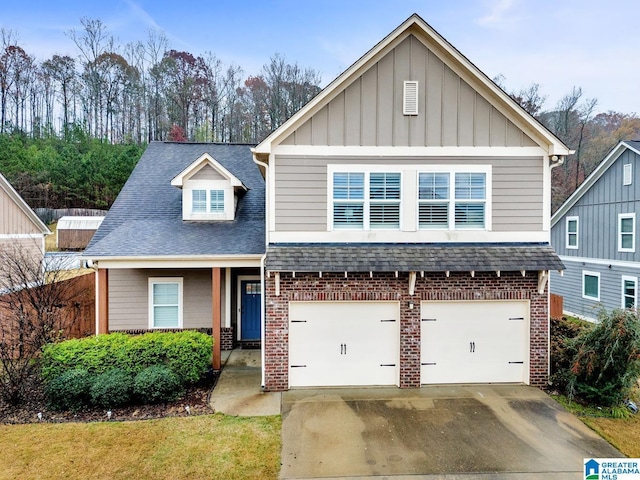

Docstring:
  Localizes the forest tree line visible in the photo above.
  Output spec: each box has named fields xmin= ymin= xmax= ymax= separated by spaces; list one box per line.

xmin=1 ymin=17 xmax=640 ymax=211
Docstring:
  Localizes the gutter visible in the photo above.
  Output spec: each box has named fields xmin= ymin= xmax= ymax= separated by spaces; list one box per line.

xmin=252 ymin=150 xmax=269 ymax=390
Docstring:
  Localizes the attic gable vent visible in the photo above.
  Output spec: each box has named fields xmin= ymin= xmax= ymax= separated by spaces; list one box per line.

xmin=403 ymin=81 xmax=418 ymax=115
xmin=624 ymin=163 xmax=633 ymax=185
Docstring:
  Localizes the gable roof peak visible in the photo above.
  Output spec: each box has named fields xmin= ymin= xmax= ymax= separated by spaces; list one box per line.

xmin=171 ymin=152 xmax=247 ymax=190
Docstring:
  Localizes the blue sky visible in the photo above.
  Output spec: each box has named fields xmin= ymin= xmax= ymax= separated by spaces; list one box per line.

xmin=3 ymin=0 xmax=640 ymax=115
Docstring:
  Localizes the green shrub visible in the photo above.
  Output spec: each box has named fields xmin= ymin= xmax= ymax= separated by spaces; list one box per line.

xmin=42 ymin=331 xmax=212 ymax=386
xmin=133 ymin=365 xmax=184 ymax=404
xmin=90 ymin=368 xmax=133 ymax=408
xmin=44 ymin=368 xmax=94 ymax=411
xmin=568 ymin=309 xmax=640 ymax=406
xmin=549 ymin=316 xmax=590 ymax=390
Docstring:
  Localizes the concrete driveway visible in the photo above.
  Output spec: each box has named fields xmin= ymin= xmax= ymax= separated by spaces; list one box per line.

xmin=281 ymin=385 xmax=623 ymax=479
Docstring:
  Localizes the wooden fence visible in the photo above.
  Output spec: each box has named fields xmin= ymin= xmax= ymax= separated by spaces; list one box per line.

xmin=550 ymin=293 xmax=564 ymax=320
xmin=0 ymin=272 xmax=95 ymax=341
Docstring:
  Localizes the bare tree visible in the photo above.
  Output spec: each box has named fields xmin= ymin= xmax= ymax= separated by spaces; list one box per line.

xmin=0 ymin=241 xmax=81 ymax=405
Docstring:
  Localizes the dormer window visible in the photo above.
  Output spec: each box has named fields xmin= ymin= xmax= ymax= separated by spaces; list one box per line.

xmin=192 ymin=189 xmax=225 ymax=214
xmin=171 ymin=153 xmax=247 ymax=222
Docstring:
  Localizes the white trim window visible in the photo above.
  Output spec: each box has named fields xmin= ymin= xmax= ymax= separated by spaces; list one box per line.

xmin=332 ymin=171 xmax=401 ymax=230
xmin=149 ymin=277 xmax=183 ymax=328
xmin=566 ymin=216 xmax=579 ymax=250
xmin=418 ymin=171 xmax=487 ymax=229
xmin=622 ymin=275 xmax=637 ymax=309
xmin=192 ymin=189 xmax=225 ymax=214
xmin=582 ymin=270 xmax=600 ymax=301
xmin=618 ymin=213 xmax=636 ymax=252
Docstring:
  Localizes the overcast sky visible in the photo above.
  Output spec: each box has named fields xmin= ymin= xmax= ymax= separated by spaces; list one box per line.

xmin=3 ymin=0 xmax=639 ymax=115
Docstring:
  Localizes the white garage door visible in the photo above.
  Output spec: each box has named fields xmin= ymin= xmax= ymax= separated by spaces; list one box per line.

xmin=289 ymin=301 xmax=399 ymax=387
xmin=421 ymin=301 xmax=529 ymax=384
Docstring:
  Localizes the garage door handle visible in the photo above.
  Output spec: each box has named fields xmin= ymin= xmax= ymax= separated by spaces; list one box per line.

xmin=470 ymin=341 xmax=475 ymax=353
xmin=340 ymin=343 xmax=347 ymax=355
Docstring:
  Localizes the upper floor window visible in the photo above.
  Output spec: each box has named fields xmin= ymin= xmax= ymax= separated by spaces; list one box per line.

xmin=332 ymin=171 xmax=400 ymax=230
xmin=618 ymin=213 xmax=636 ymax=252
xmin=624 ymin=163 xmax=633 ymax=186
xmin=192 ymin=189 xmax=225 ymax=214
xmin=566 ymin=216 xmax=579 ymax=249
xmin=418 ymin=172 xmax=486 ymax=229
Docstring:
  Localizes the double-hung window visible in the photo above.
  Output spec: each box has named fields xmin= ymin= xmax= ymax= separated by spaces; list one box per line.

xmin=566 ymin=216 xmax=579 ymax=249
xmin=332 ymin=171 xmax=400 ymax=229
xmin=622 ymin=276 xmax=637 ymax=309
xmin=418 ymin=171 xmax=486 ymax=229
xmin=149 ymin=278 xmax=183 ymax=328
xmin=192 ymin=189 xmax=225 ymax=214
xmin=618 ymin=213 xmax=635 ymax=252
xmin=582 ymin=271 xmax=600 ymax=301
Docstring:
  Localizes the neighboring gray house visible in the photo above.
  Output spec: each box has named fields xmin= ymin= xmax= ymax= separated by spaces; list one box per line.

xmin=550 ymin=141 xmax=640 ymax=320
xmin=83 ymin=142 xmax=265 ymax=370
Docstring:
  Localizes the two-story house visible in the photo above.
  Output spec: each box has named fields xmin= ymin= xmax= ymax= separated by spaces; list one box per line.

xmin=253 ymin=14 xmax=569 ymax=391
xmin=550 ymin=141 xmax=640 ymax=320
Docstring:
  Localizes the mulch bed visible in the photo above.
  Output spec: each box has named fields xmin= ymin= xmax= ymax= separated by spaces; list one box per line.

xmin=0 ymin=374 xmax=218 ymax=424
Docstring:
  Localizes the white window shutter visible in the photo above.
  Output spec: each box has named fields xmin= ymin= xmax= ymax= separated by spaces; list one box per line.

xmin=403 ymin=81 xmax=418 ymax=115
xmin=624 ymin=163 xmax=633 ymax=185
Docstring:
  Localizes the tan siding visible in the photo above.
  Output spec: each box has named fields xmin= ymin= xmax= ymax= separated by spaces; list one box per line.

xmin=0 ymin=186 xmax=40 ymax=235
xmin=281 ymin=34 xmax=538 ymax=149
xmin=328 ymin=91 xmax=345 ymax=145
xmin=190 ymin=164 xmax=225 ymax=181
xmin=108 ymin=269 xmax=215 ymax=330
xmin=361 ymin=66 xmax=378 ymax=145
xmin=426 ymin=50 xmax=443 ymax=145
xmin=344 ymin=77 xmax=361 ymax=145
xmin=377 ymin=50 xmax=394 ymax=145
xmin=274 ymin=155 xmax=543 ymax=232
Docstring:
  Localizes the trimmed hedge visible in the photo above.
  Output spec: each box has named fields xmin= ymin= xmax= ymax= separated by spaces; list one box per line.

xmin=133 ymin=365 xmax=184 ymax=404
xmin=90 ymin=368 xmax=134 ymax=408
xmin=41 ymin=331 xmax=213 ymax=385
xmin=44 ymin=368 xmax=93 ymax=411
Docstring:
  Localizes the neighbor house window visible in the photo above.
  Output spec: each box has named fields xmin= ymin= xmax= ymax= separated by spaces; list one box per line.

xmin=566 ymin=216 xmax=579 ymax=249
xmin=332 ymin=171 xmax=400 ymax=230
xmin=192 ymin=189 xmax=225 ymax=214
xmin=149 ymin=278 xmax=183 ymax=328
xmin=418 ymin=171 xmax=486 ymax=229
xmin=622 ymin=276 xmax=637 ymax=309
xmin=624 ymin=163 xmax=633 ymax=186
xmin=582 ymin=271 xmax=600 ymax=301
xmin=618 ymin=213 xmax=636 ymax=252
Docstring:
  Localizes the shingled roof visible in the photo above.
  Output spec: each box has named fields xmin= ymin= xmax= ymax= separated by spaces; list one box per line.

xmin=84 ymin=142 xmax=264 ymax=258
xmin=265 ymin=243 xmax=564 ymax=273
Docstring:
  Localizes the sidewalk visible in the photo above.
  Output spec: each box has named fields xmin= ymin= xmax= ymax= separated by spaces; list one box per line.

xmin=208 ymin=348 xmax=281 ymax=416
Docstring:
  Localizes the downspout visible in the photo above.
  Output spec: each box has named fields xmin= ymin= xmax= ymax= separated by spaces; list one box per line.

xmin=252 ymin=152 xmax=269 ymax=390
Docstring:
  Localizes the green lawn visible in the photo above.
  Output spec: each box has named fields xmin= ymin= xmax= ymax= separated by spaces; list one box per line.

xmin=0 ymin=414 xmax=281 ymax=480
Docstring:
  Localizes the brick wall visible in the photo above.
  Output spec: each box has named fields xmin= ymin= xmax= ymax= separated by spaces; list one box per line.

xmin=264 ymin=271 xmax=548 ymax=391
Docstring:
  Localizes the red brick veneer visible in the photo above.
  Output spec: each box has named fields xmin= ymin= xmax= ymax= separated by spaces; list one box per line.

xmin=264 ymin=271 xmax=548 ymax=391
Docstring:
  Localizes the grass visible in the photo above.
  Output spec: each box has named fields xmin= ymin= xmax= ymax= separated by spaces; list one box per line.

xmin=553 ymin=393 xmax=640 ymax=456
xmin=0 ymin=414 xmax=281 ymax=480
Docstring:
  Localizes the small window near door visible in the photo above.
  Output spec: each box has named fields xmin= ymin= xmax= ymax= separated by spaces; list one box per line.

xmin=245 ymin=282 xmax=262 ymax=295
xmin=583 ymin=271 xmax=600 ymax=301
xmin=622 ymin=276 xmax=637 ymax=309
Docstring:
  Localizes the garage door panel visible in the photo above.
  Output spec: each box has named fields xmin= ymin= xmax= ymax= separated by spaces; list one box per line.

xmin=289 ymin=302 xmax=399 ymax=387
xmin=421 ymin=301 xmax=529 ymax=385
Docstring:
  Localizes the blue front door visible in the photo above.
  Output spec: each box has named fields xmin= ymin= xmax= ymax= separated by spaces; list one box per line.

xmin=240 ymin=280 xmax=261 ymax=340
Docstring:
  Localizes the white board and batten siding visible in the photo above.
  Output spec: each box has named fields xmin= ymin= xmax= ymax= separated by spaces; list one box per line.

xmin=288 ymin=302 xmax=400 ymax=387
xmin=421 ymin=301 xmax=530 ymax=384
